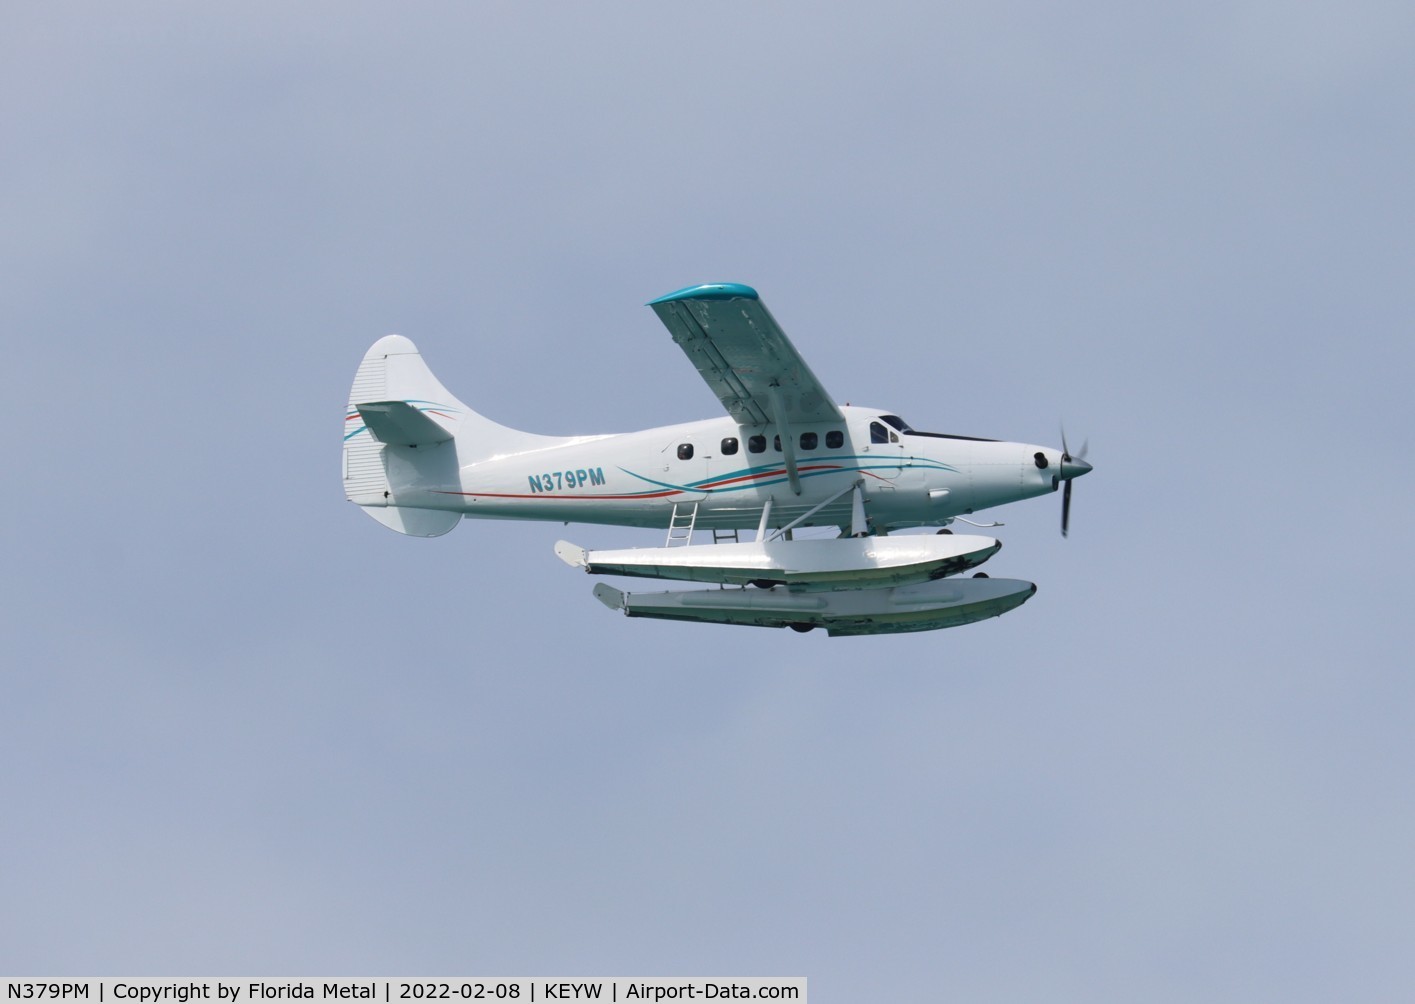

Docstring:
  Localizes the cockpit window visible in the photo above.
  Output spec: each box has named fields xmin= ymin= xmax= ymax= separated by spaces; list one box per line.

xmin=870 ymin=421 xmax=889 ymax=444
xmin=881 ymin=415 xmax=911 ymax=432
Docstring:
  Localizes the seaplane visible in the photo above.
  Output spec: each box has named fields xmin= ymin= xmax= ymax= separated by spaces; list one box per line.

xmin=343 ymin=283 xmax=1092 ymax=636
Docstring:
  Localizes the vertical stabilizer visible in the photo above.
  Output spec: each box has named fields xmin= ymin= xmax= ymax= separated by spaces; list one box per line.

xmin=342 ymin=335 xmax=571 ymax=537
xmin=342 ymin=335 xmax=467 ymax=537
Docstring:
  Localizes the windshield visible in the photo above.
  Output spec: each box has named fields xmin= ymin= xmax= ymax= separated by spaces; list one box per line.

xmin=879 ymin=414 xmax=998 ymax=443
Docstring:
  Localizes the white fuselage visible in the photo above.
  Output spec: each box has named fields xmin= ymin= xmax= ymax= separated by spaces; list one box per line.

xmin=387 ymin=407 xmax=1064 ymax=534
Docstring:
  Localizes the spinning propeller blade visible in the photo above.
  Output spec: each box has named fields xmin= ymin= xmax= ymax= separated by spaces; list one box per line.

xmin=1058 ymin=426 xmax=1092 ymax=538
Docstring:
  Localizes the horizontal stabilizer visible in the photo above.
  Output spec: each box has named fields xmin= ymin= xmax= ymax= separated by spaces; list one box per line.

xmin=356 ymin=401 xmax=454 ymax=447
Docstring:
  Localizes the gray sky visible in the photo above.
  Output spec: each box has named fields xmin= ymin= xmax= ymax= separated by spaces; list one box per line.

xmin=4 ymin=2 xmax=1414 ymax=999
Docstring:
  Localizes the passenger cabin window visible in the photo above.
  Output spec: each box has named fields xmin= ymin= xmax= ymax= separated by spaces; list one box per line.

xmin=747 ymin=435 xmax=766 ymax=454
xmin=721 ymin=437 xmax=739 ymax=456
xmin=773 ymin=435 xmax=782 ymax=452
xmin=870 ymin=421 xmax=889 ymax=444
xmin=677 ymin=443 xmax=694 ymax=460
xmin=826 ymin=430 xmax=844 ymax=449
xmin=799 ymin=432 xmax=818 ymax=450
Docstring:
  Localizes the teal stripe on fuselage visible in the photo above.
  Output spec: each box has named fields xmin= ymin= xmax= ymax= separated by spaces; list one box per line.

xmin=620 ymin=455 xmax=958 ymax=495
xmin=686 ymin=455 xmax=958 ymax=488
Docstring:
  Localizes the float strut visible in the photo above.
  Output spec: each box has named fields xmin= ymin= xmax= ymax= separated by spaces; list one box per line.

xmin=768 ymin=480 xmax=864 ymax=543
xmin=851 ymin=482 xmax=869 ymax=537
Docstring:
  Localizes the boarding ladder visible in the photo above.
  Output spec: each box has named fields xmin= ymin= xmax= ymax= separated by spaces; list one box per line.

xmin=711 ymin=527 xmax=741 ymax=544
xmin=665 ymin=501 xmax=699 ymax=547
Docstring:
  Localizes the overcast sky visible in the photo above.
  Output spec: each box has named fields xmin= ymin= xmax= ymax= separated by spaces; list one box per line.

xmin=4 ymin=2 xmax=1415 ymax=999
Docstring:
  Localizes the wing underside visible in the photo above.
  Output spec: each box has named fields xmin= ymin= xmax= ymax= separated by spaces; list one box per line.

xmin=648 ymin=283 xmax=843 ymax=427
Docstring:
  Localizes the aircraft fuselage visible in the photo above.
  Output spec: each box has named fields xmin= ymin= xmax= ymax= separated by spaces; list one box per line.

xmin=388 ymin=406 xmax=1064 ymax=534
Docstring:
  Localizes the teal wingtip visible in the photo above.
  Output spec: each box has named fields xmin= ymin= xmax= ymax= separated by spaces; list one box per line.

xmin=647 ymin=282 xmax=759 ymax=306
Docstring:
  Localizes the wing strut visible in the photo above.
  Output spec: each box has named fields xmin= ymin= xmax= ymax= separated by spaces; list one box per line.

xmin=767 ymin=382 xmax=802 ymax=496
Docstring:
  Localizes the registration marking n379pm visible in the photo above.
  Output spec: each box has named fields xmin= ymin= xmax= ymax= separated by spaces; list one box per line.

xmin=528 ymin=468 xmax=606 ymax=493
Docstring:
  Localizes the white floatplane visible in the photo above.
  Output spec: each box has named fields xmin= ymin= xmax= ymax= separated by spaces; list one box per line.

xmin=343 ymin=283 xmax=1091 ymax=635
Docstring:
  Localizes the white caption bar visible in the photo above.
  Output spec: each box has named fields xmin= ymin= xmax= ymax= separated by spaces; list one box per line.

xmin=0 ymin=980 xmax=806 ymax=1004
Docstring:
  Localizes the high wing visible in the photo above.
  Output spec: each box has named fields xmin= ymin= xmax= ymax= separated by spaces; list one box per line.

xmin=648 ymin=283 xmax=844 ymax=427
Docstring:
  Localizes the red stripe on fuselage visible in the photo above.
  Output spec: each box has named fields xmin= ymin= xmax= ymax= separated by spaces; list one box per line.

xmin=433 ymin=489 xmax=682 ymax=501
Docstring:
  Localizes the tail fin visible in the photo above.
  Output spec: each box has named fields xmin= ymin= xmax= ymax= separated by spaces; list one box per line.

xmin=346 ymin=333 xmax=559 ymax=536
xmin=342 ymin=336 xmax=464 ymax=536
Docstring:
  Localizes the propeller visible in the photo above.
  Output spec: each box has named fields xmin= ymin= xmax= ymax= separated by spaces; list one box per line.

xmin=1059 ymin=427 xmax=1092 ymax=538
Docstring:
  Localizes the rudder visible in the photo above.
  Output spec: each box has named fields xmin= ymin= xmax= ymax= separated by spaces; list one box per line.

xmin=342 ymin=335 xmax=465 ymax=537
